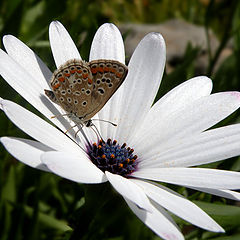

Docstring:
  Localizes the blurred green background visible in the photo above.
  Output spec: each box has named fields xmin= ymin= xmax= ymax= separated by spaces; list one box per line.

xmin=1 ymin=0 xmax=240 ymax=239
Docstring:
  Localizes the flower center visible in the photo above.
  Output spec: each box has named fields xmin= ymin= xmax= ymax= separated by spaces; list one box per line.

xmin=87 ymin=139 xmax=138 ymax=177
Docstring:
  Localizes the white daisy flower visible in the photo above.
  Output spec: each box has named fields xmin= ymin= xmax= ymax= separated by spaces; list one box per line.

xmin=1 ymin=21 xmax=240 ymax=240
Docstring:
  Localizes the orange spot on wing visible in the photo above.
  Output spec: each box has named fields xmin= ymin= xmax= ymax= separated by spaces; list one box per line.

xmin=64 ymin=73 xmax=70 ymax=77
xmin=82 ymin=73 xmax=88 ymax=79
xmin=58 ymin=77 xmax=65 ymax=82
xmin=70 ymin=69 xmax=76 ymax=74
xmin=53 ymin=83 xmax=60 ymax=89
xmin=104 ymin=67 xmax=110 ymax=72
xmin=116 ymin=72 xmax=122 ymax=78
xmin=91 ymin=68 xmax=97 ymax=74
xmin=119 ymin=163 xmax=123 ymax=168
xmin=110 ymin=68 xmax=116 ymax=73
xmin=88 ymin=78 xmax=93 ymax=84
xmin=98 ymin=67 xmax=104 ymax=73
xmin=77 ymin=70 xmax=82 ymax=73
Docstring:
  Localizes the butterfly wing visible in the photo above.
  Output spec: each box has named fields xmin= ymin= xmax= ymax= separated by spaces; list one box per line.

xmin=86 ymin=59 xmax=128 ymax=120
xmin=49 ymin=59 xmax=94 ymax=119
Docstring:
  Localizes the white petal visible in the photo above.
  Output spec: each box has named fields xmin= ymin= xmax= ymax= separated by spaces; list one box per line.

xmin=0 ymin=50 xmax=76 ymax=138
xmin=1 ymin=136 xmax=51 ymax=171
xmin=89 ymin=23 xmax=125 ymax=63
xmin=132 ymin=179 xmax=224 ymax=232
xmin=135 ymin=92 xmax=240 ymax=157
xmin=114 ymin=33 xmax=166 ymax=143
xmin=132 ymin=168 xmax=240 ymax=189
xmin=41 ymin=151 xmax=106 ymax=183
xmin=189 ymin=187 xmax=240 ymax=201
xmin=125 ymin=198 xmax=184 ymax=240
xmin=3 ymin=35 xmax=52 ymax=89
xmin=1 ymin=99 xmax=80 ymax=153
xmin=105 ymin=171 xmax=152 ymax=212
xmin=131 ymin=76 xmax=212 ymax=145
xmin=139 ymin=123 xmax=240 ymax=168
xmin=49 ymin=21 xmax=81 ymax=68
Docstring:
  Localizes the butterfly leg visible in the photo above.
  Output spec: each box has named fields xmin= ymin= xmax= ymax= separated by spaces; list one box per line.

xmin=64 ymin=124 xmax=77 ymax=134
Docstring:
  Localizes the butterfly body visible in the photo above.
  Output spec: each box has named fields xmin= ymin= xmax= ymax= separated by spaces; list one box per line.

xmin=45 ymin=59 xmax=128 ymax=126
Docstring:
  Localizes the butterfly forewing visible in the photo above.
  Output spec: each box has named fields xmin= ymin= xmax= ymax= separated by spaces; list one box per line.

xmin=86 ymin=59 xmax=128 ymax=119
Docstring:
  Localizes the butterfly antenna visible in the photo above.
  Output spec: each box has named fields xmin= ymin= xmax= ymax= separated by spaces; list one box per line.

xmin=90 ymin=123 xmax=103 ymax=141
xmin=91 ymin=119 xmax=117 ymax=126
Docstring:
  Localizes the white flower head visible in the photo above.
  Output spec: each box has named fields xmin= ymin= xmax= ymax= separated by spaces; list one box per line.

xmin=1 ymin=21 xmax=240 ymax=240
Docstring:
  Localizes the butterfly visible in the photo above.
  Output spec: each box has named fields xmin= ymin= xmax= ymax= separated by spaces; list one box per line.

xmin=45 ymin=59 xmax=128 ymax=127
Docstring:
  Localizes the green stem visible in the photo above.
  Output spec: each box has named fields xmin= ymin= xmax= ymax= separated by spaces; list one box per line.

xmin=206 ymin=0 xmax=238 ymax=76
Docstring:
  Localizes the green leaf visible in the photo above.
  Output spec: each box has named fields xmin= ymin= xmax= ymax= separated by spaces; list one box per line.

xmin=208 ymin=233 xmax=240 ymax=240
xmin=24 ymin=205 xmax=72 ymax=232
xmin=193 ymin=200 xmax=240 ymax=229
